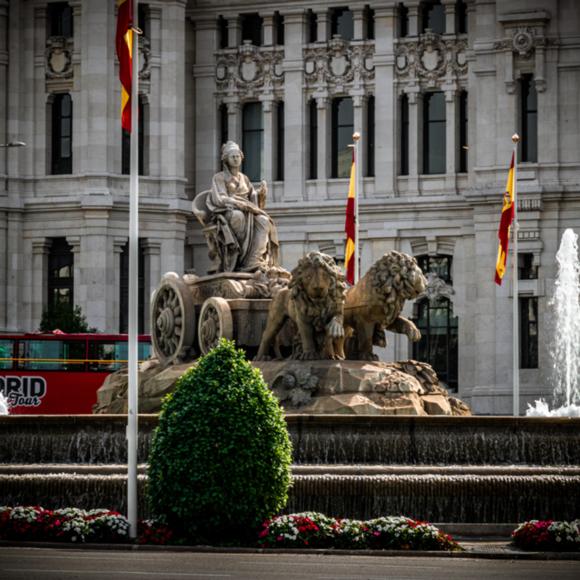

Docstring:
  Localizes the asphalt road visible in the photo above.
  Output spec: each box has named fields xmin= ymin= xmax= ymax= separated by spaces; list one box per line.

xmin=0 ymin=548 xmax=579 ymax=580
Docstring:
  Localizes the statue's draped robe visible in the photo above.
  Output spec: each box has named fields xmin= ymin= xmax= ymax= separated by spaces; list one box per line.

xmin=207 ymin=167 xmax=280 ymax=272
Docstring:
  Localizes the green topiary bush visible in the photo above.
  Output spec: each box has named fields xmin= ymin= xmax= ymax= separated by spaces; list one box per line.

xmin=147 ymin=339 xmax=292 ymax=542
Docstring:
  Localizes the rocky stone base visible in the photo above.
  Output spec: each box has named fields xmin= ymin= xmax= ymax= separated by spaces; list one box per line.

xmin=93 ymin=358 xmax=471 ymax=416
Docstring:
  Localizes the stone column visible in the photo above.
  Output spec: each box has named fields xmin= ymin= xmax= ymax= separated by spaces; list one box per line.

xmin=148 ymin=4 xmax=162 ymax=177
xmin=142 ymin=240 xmax=161 ymax=335
xmin=67 ymin=235 xmax=81 ymax=312
xmin=445 ymin=87 xmax=457 ymax=191
xmin=316 ymin=96 xmax=331 ymax=199
xmin=226 ymin=101 xmax=241 ymax=147
xmin=353 ymin=94 xmax=365 ymax=195
xmin=193 ymin=16 xmax=219 ymax=192
xmin=282 ymin=10 xmax=306 ymax=201
xmin=262 ymin=14 xmax=274 ymax=46
xmin=5 ymin=212 xmax=22 ymax=331
xmin=442 ymin=0 xmax=456 ymax=35
xmin=373 ymin=6 xmax=397 ymax=196
xmin=407 ymin=1 xmax=420 ymax=36
xmin=112 ymin=238 xmax=126 ymax=333
xmin=32 ymin=5 xmax=46 ymax=178
xmin=353 ymin=8 xmax=365 ymax=40
xmin=316 ymin=9 xmax=330 ymax=42
xmin=159 ymin=1 xmax=186 ymax=184
xmin=227 ymin=15 xmax=241 ymax=48
xmin=260 ymin=96 xmax=274 ymax=186
xmin=407 ymin=88 xmax=421 ymax=193
xmin=0 ymin=0 xmax=8 ymax=191
xmin=31 ymin=239 xmax=51 ymax=328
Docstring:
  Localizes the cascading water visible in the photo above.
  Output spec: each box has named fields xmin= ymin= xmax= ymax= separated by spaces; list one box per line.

xmin=527 ymin=228 xmax=580 ymax=417
xmin=0 ymin=392 xmax=9 ymax=415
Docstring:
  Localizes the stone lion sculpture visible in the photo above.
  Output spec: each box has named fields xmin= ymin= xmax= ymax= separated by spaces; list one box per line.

xmin=255 ymin=252 xmax=347 ymax=361
xmin=344 ymin=251 xmax=427 ymax=361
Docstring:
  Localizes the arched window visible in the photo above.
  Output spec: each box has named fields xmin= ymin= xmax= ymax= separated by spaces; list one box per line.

xmin=413 ymin=255 xmax=458 ymax=391
xmin=331 ymin=97 xmax=353 ymax=178
xmin=51 ymin=93 xmax=73 ymax=175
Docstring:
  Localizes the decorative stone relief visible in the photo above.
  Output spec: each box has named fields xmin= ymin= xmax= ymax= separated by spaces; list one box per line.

xmin=303 ymin=37 xmax=374 ymax=93
xmin=395 ymin=32 xmax=468 ymax=87
xmin=417 ymin=272 xmax=455 ymax=305
xmin=215 ymin=42 xmax=284 ymax=99
xmin=139 ymin=35 xmax=151 ymax=81
xmin=494 ymin=26 xmax=548 ymax=60
xmin=45 ymin=36 xmax=73 ymax=80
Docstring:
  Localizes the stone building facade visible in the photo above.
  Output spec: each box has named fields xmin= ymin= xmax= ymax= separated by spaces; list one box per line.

xmin=1 ymin=0 xmax=579 ymax=414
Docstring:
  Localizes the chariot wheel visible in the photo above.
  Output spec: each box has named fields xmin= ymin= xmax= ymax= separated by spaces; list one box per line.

xmin=198 ymin=297 xmax=234 ymax=355
xmin=151 ymin=273 xmax=196 ymax=364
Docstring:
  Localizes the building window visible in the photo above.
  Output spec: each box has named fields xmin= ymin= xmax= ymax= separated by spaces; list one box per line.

xmin=364 ymin=5 xmax=375 ymax=40
xmin=119 ymin=240 xmax=145 ymax=334
xmin=242 ymin=102 xmax=263 ymax=182
xmin=241 ymin=13 xmax=263 ymax=46
xmin=308 ymin=10 xmax=318 ymax=43
xmin=122 ymin=97 xmax=145 ymax=175
xmin=518 ymin=253 xmax=538 ymax=280
xmin=398 ymin=3 xmax=409 ymax=38
xmin=459 ymin=90 xmax=468 ymax=173
xmin=309 ymin=99 xmax=318 ymax=179
xmin=331 ymin=7 xmax=353 ymax=40
xmin=520 ymin=296 xmax=538 ymax=369
xmin=219 ymin=103 xmax=228 ymax=155
xmin=366 ymin=95 xmax=375 ymax=177
xmin=400 ymin=94 xmax=409 ymax=175
xmin=137 ymin=3 xmax=149 ymax=38
xmin=48 ymin=2 xmax=72 ymax=38
xmin=456 ymin=0 xmax=468 ymax=34
xmin=217 ymin=15 xmax=228 ymax=49
xmin=413 ymin=255 xmax=458 ymax=391
xmin=51 ymin=93 xmax=73 ymax=175
xmin=423 ymin=91 xmax=446 ymax=174
xmin=332 ymin=97 xmax=354 ymax=178
xmin=520 ymin=75 xmax=537 ymax=163
xmin=48 ymin=238 xmax=74 ymax=308
xmin=274 ymin=11 xmax=284 ymax=45
xmin=421 ymin=0 xmax=445 ymax=34
xmin=276 ymin=101 xmax=284 ymax=181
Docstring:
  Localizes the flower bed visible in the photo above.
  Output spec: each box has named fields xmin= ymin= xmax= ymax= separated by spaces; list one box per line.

xmin=258 ymin=512 xmax=461 ymax=551
xmin=0 ymin=506 xmax=460 ymax=550
xmin=512 ymin=520 xmax=580 ymax=551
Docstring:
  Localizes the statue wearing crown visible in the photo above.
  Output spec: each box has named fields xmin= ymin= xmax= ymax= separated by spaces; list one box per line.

xmin=193 ymin=141 xmax=280 ymax=274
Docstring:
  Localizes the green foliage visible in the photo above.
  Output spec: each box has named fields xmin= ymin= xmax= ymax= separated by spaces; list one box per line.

xmin=147 ymin=339 xmax=292 ymax=542
xmin=39 ymin=303 xmax=96 ymax=333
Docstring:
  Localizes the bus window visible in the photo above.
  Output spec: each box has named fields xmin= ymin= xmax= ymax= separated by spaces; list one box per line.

xmin=18 ymin=340 xmax=85 ymax=371
xmin=89 ymin=341 xmax=151 ymax=372
xmin=0 ymin=339 xmax=14 ymax=370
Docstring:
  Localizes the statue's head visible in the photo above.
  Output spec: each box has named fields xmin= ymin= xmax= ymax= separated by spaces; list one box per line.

xmin=221 ymin=141 xmax=244 ymax=169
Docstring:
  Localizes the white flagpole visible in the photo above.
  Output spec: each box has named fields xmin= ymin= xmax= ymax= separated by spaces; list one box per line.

xmin=512 ymin=133 xmax=520 ymax=416
xmin=127 ymin=0 xmax=140 ymax=539
xmin=353 ymin=132 xmax=361 ymax=284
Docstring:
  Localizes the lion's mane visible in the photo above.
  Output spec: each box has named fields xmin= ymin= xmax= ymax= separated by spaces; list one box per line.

xmin=366 ymin=251 xmax=426 ymax=324
xmin=289 ymin=252 xmax=346 ymax=331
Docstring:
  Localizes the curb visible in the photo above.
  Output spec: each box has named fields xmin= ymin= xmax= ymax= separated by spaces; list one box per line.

xmin=1 ymin=540 xmax=579 ymax=560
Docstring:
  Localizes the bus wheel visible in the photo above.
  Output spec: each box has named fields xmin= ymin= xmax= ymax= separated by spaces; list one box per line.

xmin=198 ymin=297 xmax=233 ymax=356
xmin=151 ymin=273 xmax=196 ymax=364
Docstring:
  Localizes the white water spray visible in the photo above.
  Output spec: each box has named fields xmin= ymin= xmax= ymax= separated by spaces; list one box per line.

xmin=527 ymin=228 xmax=580 ymax=416
xmin=0 ymin=391 xmax=9 ymax=415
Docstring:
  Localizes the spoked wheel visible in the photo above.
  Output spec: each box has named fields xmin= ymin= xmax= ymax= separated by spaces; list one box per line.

xmin=151 ymin=273 xmax=196 ymax=364
xmin=198 ymin=297 xmax=234 ymax=355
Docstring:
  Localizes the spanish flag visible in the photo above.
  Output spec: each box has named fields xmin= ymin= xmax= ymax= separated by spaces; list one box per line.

xmin=116 ymin=0 xmax=133 ymax=132
xmin=344 ymin=150 xmax=356 ymax=285
xmin=495 ymin=152 xmax=515 ymax=285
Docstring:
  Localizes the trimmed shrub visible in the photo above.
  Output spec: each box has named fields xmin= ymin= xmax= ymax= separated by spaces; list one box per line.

xmin=147 ymin=339 xmax=292 ymax=542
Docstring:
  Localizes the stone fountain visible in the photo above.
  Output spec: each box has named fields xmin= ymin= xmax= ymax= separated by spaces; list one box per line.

xmin=1 ymin=143 xmax=579 ymax=528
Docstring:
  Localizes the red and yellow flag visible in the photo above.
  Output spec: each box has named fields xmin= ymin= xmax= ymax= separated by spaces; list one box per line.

xmin=495 ymin=152 xmax=515 ymax=285
xmin=116 ymin=0 xmax=133 ymax=132
xmin=344 ymin=151 xmax=356 ymax=285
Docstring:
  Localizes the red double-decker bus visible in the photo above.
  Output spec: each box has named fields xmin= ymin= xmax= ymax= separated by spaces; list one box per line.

xmin=0 ymin=332 xmax=151 ymax=414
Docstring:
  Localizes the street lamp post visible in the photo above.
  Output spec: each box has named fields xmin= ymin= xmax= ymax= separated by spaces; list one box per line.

xmin=0 ymin=141 xmax=26 ymax=148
